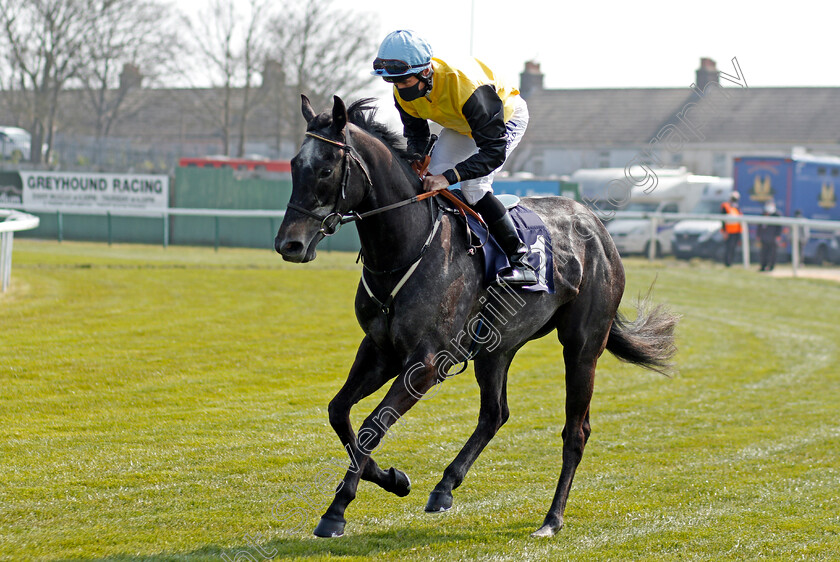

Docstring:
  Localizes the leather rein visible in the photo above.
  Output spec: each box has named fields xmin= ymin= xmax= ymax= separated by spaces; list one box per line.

xmin=288 ymin=130 xmax=488 ymax=319
xmin=286 ymin=131 xmax=486 ymax=238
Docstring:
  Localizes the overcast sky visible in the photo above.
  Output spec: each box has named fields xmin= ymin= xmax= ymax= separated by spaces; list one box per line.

xmin=178 ymin=0 xmax=839 ymax=126
xmin=354 ymin=0 xmax=838 ymax=91
xmin=177 ymin=0 xmax=838 ymax=90
xmin=335 ymin=0 xmax=837 ymax=126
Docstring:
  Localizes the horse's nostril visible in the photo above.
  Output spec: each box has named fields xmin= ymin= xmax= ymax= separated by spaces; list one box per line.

xmin=276 ymin=237 xmax=304 ymax=256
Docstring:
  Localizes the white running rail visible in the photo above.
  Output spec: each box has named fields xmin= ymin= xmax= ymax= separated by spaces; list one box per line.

xmin=0 ymin=209 xmax=40 ymax=292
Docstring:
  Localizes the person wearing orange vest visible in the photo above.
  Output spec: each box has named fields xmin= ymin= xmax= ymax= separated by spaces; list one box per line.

xmin=720 ymin=192 xmax=743 ymax=267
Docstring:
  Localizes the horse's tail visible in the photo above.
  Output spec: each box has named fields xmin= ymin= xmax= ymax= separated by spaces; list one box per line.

xmin=606 ymin=292 xmax=680 ymax=376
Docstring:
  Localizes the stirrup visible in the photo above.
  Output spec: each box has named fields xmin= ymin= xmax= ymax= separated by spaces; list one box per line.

xmin=496 ymin=265 xmax=539 ymax=286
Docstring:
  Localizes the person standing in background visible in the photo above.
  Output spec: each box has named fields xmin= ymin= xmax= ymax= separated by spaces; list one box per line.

xmin=757 ymin=201 xmax=781 ymax=271
xmin=720 ymin=192 xmax=743 ymax=267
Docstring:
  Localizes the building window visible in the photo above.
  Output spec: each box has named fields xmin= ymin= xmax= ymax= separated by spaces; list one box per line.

xmin=598 ymin=151 xmax=610 ymax=168
xmin=713 ymin=153 xmax=727 ymax=175
xmin=531 ymin=158 xmax=544 ymax=177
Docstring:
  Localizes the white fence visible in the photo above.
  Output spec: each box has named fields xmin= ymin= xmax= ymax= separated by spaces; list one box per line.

xmin=0 ymin=204 xmax=288 ymax=249
xmin=603 ymin=210 xmax=840 ymax=276
xmin=2 ymin=205 xmax=838 ymax=290
xmin=0 ymin=209 xmax=40 ymax=292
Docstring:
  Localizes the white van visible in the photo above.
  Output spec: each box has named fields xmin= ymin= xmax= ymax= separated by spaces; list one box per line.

xmin=0 ymin=126 xmax=32 ymax=161
xmin=606 ymin=174 xmax=712 ymax=257
xmin=571 ymin=166 xmax=689 ymax=211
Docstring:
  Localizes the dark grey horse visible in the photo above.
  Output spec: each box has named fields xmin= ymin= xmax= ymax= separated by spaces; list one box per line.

xmin=275 ymin=95 xmax=678 ymax=538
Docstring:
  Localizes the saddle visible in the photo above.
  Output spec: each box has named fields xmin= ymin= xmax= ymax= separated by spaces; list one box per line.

xmin=412 ymin=153 xmax=553 ymax=294
xmin=444 ymin=189 xmax=555 ymax=294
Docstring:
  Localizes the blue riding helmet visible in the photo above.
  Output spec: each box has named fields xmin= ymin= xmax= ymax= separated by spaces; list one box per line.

xmin=371 ymin=30 xmax=433 ymax=80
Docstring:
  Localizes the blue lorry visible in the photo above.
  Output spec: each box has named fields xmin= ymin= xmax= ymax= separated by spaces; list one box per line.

xmin=734 ymin=154 xmax=840 ymax=264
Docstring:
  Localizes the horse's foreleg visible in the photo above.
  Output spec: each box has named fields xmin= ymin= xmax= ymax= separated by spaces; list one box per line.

xmin=314 ymin=352 xmax=440 ymax=538
xmin=328 ymin=336 xmax=408 ymax=495
xmin=426 ymin=353 xmax=513 ymax=512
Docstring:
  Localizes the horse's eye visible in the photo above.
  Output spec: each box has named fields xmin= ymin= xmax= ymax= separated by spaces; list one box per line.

xmin=319 ymin=168 xmax=333 ymax=178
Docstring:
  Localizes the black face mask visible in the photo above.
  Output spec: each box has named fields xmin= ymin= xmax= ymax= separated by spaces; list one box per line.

xmin=397 ymin=80 xmax=426 ymax=102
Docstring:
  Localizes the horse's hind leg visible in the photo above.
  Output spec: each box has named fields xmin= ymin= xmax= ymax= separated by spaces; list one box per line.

xmin=328 ymin=336 xmax=410 ymax=497
xmin=426 ymin=352 xmax=513 ymax=512
xmin=532 ymin=309 xmax=612 ymax=538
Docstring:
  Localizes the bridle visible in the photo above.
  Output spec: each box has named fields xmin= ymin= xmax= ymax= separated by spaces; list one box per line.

xmin=285 ymin=131 xmax=484 ymax=237
xmin=285 ymin=131 xmax=374 ymax=237
xmin=286 ymin=128 xmax=488 ymax=321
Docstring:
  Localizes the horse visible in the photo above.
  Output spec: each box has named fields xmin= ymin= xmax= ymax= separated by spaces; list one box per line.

xmin=274 ymin=94 xmax=678 ymax=538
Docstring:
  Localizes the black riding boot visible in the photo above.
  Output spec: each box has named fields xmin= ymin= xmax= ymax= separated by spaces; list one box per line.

xmin=489 ymin=212 xmax=539 ymax=286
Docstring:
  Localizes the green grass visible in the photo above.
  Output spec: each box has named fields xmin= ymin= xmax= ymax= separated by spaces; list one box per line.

xmin=2 ymin=240 xmax=839 ymax=561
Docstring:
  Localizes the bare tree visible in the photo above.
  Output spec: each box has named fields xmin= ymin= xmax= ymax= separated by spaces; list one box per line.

xmin=235 ymin=0 xmax=268 ymax=157
xmin=0 ymin=0 xmax=93 ymax=164
xmin=181 ymin=0 xmax=269 ymax=157
xmin=77 ymin=0 xmax=180 ymax=152
xmin=265 ymin=0 xmax=379 ymax=148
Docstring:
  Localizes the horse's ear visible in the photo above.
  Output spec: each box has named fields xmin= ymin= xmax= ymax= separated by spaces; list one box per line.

xmin=301 ymin=94 xmax=316 ymax=123
xmin=332 ymin=95 xmax=347 ymax=132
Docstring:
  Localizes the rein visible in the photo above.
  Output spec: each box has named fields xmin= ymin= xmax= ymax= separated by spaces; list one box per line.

xmin=287 ymin=131 xmax=486 ymax=237
xmin=290 ymin=129 xmax=488 ymax=321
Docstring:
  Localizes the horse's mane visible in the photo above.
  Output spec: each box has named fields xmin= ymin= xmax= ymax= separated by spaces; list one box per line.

xmin=346 ymin=98 xmax=411 ymax=160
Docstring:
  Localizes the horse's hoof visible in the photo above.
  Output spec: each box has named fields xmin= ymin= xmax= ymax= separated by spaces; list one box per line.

xmin=313 ymin=516 xmax=345 ymax=538
xmin=424 ymin=490 xmax=453 ymax=512
xmin=531 ymin=519 xmax=563 ymax=538
xmin=385 ymin=467 xmax=412 ymax=497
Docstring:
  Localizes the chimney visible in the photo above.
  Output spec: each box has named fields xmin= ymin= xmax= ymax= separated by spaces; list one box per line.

xmin=695 ymin=58 xmax=719 ymax=92
xmin=519 ymin=60 xmax=544 ymax=100
xmin=119 ymin=63 xmax=143 ymax=91
xmin=261 ymin=59 xmax=285 ymax=90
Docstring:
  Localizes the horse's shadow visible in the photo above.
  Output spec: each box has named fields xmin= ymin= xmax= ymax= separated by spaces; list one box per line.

xmin=52 ymin=522 xmax=536 ymax=560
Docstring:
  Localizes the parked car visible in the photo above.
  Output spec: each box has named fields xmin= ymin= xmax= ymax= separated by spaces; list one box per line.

xmin=803 ymin=234 xmax=840 ymax=265
xmin=0 ymin=126 xmax=32 ymax=161
xmin=607 ymin=200 xmax=680 ymax=256
xmin=606 ymin=174 xmax=711 ymax=257
xmin=671 ymin=178 xmax=733 ymax=260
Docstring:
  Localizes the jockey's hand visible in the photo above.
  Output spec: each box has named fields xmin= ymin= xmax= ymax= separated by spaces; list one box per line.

xmin=410 ymin=154 xmax=430 ymax=179
xmin=423 ymin=174 xmax=449 ymax=192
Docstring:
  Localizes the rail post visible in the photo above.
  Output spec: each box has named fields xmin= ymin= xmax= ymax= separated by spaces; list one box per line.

xmin=1 ymin=210 xmax=40 ymax=293
xmin=214 ymin=216 xmax=220 ymax=252
xmin=1 ymin=231 xmax=11 ymax=292
xmin=648 ymin=216 xmax=659 ymax=260
xmin=741 ymin=221 xmax=750 ymax=268
xmin=162 ymin=212 xmax=169 ymax=249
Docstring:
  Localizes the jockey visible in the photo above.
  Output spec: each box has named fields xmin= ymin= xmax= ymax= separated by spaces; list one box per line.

xmin=372 ymin=29 xmax=537 ymax=286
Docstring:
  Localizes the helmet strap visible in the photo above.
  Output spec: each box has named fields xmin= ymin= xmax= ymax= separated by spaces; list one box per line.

xmin=417 ymin=68 xmax=433 ymax=92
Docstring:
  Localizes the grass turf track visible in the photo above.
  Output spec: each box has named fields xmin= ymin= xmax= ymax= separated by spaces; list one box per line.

xmin=1 ymin=240 xmax=838 ymax=561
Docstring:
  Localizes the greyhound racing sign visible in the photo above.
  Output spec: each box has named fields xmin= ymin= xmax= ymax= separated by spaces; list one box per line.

xmin=19 ymin=171 xmax=169 ymax=211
